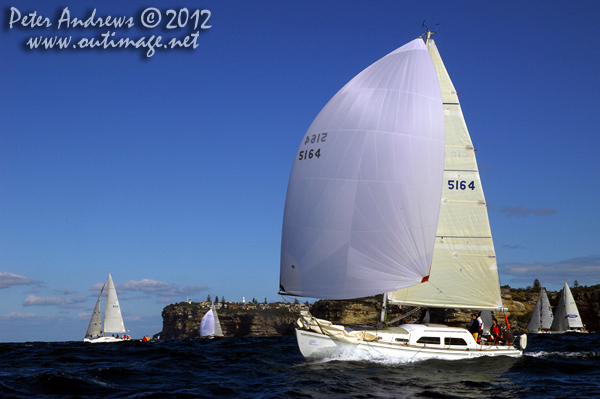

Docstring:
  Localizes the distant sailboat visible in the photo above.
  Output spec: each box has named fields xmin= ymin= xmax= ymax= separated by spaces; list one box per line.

xmin=200 ymin=303 xmax=224 ymax=338
xmin=551 ymin=282 xmax=586 ymax=333
xmin=84 ymin=273 xmax=130 ymax=343
xmin=527 ymin=287 xmax=554 ymax=333
xmin=280 ymin=31 xmax=524 ymax=360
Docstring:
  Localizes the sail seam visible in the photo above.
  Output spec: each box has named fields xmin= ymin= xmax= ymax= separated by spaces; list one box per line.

xmin=435 ymin=235 xmax=492 ymax=239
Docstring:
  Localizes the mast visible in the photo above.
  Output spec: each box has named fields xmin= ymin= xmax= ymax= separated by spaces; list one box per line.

xmin=380 ymin=293 xmax=387 ymax=323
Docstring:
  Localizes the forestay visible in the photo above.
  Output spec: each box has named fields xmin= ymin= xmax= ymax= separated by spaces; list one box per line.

xmin=280 ymin=38 xmax=445 ymax=299
xmin=388 ymin=36 xmax=504 ymax=311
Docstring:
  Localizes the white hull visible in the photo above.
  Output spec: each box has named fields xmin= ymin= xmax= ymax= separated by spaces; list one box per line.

xmin=549 ymin=329 xmax=589 ymax=335
xmin=84 ymin=336 xmax=130 ymax=343
xmin=296 ymin=326 xmax=522 ymax=361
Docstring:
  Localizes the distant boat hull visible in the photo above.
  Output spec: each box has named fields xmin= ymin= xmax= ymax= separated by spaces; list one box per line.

xmin=84 ymin=336 xmax=130 ymax=343
xmin=550 ymin=329 xmax=589 ymax=335
xmin=296 ymin=323 xmax=522 ymax=360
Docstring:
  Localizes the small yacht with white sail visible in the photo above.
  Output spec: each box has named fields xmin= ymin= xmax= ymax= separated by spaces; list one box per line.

xmin=551 ymin=282 xmax=587 ymax=333
xmin=84 ymin=273 xmax=130 ymax=343
xmin=200 ymin=303 xmax=224 ymax=338
xmin=527 ymin=287 xmax=554 ymax=333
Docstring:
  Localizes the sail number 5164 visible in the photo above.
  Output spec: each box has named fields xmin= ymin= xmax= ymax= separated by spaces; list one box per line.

xmin=299 ymin=149 xmax=321 ymax=160
xmin=448 ymin=180 xmax=475 ymax=190
xmin=304 ymin=133 xmax=327 ymax=145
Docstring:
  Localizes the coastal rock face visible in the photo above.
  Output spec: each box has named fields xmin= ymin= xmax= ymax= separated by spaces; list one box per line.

xmin=309 ymin=296 xmax=382 ymax=326
xmin=309 ymin=286 xmax=600 ymax=333
xmin=156 ymin=303 xmax=296 ymax=339
xmin=157 ymin=286 xmax=600 ymax=338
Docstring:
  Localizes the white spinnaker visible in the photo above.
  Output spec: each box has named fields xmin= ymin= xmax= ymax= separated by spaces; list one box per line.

xmin=280 ymin=38 xmax=445 ymax=299
xmin=388 ymin=36 xmax=504 ymax=311
xmin=104 ymin=273 xmax=126 ymax=334
xmin=85 ymin=283 xmax=105 ymax=338
xmin=200 ymin=309 xmax=215 ymax=337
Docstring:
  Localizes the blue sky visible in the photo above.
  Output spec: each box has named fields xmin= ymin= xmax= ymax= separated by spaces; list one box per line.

xmin=1 ymin=1 xmax=599 ymax=342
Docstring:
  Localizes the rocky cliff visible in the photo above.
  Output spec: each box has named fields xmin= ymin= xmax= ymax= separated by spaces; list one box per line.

xmin=308 ymin=286 xmax=600 ymax=333
xmin=157 ymin=285 xmax=600 ymax=339
xmin=155 ymin=303 xmax=296 ymax=339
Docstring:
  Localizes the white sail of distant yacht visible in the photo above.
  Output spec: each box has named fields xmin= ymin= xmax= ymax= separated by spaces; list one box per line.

xmin=551 ymin=282 xmax=585 ymax=333
xmin=280 ymin=31 xmax=524 ymax=360
xmin=85 ymin=283 xmax=105 ymax=339
xmin=200 ymin=303 xmax=224 ymax=338
xmin=527 ymin=287 xmax=554 ymax=333
xmin=84 ymin=273 xmax=130 ymax=343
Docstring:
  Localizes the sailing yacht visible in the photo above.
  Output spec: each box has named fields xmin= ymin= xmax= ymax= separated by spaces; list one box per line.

xmin=527 ymin=287 xmax=554 ymax=333
xmin=200 ymin=303 xmax=224 ymax=338
xmin=551 ymin=282 xmax=586 ymax=333
xmin=280 ymin=31 xmax=525 ymax=360
xmin=84 ymin=273 xmax=130 ymax=343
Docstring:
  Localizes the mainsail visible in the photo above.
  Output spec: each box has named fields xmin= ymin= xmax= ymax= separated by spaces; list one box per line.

xmin=280 ymin=38 xmax=445 ymax=299
xmin=213 ymin=306 xmax=223 ymax=337
xmin=388 ymin=34 xmax=504 ymax=311
xmin=551 ymin=282 xmax=584 ymax=332
xmin=85 ymin=283 xmax=105 ymax=338
xmin=103 ymin=273 xmax=126 ymax=334
xmin=527 ymin=287 xmax=554 ymax=332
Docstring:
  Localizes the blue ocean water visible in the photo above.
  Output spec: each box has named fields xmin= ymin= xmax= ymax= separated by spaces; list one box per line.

xmin=0 ymin=333 xmax=598 ymax=398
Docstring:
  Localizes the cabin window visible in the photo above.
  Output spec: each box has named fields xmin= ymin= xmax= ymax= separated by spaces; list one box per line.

xmin=416 ymin=336 xmax=440 ymax=345
xmin=395 ymin=338 xmax=408 ymax=343
xmin=444 ymin=337 xmax=467 ymax=346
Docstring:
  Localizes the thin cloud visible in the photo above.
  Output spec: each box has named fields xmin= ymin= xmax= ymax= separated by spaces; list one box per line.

xmin=499 ymin=255 xmax=600 ymax=289
xmin=87 ymin=278 xmax=207 ymax=303
xmin=534 ymin=208 xmax=557 ymax=216
xmin=90 ymin=282 xmax=105 ymax=293
xmin=2 ymin=312 xmax=37 ymax=319
xmin=23 ymin=294 xmax=88 ymax=308
xmin=497 ymin=206 xmax=557 ymax=218
xmin=502 ymin=244 xmax=524 ymax=250
xmin=0 ymin=272 xmax=41 ymax=289
xmin=119 ymin=279 xmax=207 ymax=297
